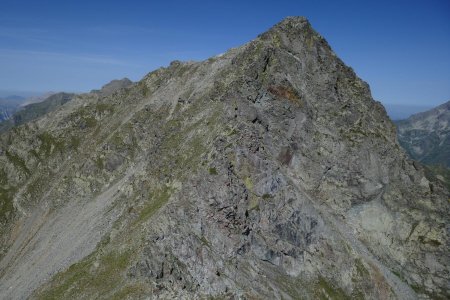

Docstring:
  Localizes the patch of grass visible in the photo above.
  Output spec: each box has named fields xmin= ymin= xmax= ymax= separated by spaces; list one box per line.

xmin=83 ymin=116 xmax=97 ymax=128
xmin=5 ymin=150 xmax=30 ymax=176
xmin=159 ymin=120 xmax=208 ymax=179
xmin=37 ymin=249 xmax=133 ymax=300
xmin=350 ymin=258 xmax=372 ymax=299
xmin=95 ymin=157 xmax=104 ymax=170
xmin=262 ymin=193 xmax=272 ymax=200
xmin=199 ymin=235 xmax=211 ymax=248
xmin=244 ymin=177 xmax=253 ymax=191
xmin=95 ymin=103 xmax=114 ymax=114
xmin=226 ymin=127 xmax=238 ymax=136
xmin=111 ymin=133 xmax=124 ymax=147
xmin=354 ymin=259 xmax=369 ymax=278
xmin=111 ymin=283 xmax=149 ymax=300
xmin=209 ymin=167 xmax=218 ymax=175
xmin=0 ymin=186 xmax=16 ymax=222
xmin=0 ymin=169 xmax=7 ymax=185
xmin=69 ymin=136 xmax=81 ymax=150
xmin=410 ymin=284 xmax=427 ymax=295
xmin=137 ymin=186 xmax=172 ymax=223
xmin=418 ymin=235 xmax=442 ymax=247
xmin=29 ymin=149 xmax=41 ymax=161
xmin=248 ymin=195 xmax=260 ymax=211
xmin=139 ymin=81 xmax=150 ymax=97
xmin=274 ymin=274 xmax=307 ymax=299
xmin=315 ymin=276 xmax=348 ymax=300
xmin=38 ymin=132 xmax=65 ymax=157
xmin=392 ymin=270 xmax=406 ymax=283
xmin=272 ymin=32 xmax=282 ymax=48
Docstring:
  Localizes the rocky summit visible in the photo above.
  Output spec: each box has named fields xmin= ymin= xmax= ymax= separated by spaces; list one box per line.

xmin=0 ymin=17 xmax=448 ymax=299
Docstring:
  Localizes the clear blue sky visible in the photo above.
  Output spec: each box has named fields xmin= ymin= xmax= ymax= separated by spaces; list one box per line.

xmin=0 ymin=0 xmax=449 ymax=106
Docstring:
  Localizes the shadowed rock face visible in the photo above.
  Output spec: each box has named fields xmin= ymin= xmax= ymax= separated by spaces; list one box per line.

xmin=0 ymin=17 xmax=448 ymax=299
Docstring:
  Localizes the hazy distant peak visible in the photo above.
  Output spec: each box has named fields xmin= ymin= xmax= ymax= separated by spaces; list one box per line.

xmin=396 ymin=100 xmax=450 ymax=167
xmin=1 ymin=95 xmax=25 ymax=101
xmin=399 ymin=100 xmax=450 ymax=127
xmin=20 ymin=91 xmax=57 ymax=107
xmin=92 ymin=77 xmax=133 ymax=96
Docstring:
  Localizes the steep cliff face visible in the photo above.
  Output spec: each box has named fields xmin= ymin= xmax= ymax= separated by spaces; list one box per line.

xmin=0 ymin=17 xmax=448 ymax=299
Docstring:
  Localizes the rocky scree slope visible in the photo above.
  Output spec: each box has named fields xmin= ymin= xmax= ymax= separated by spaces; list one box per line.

xmin=0 ymin=17 xmax=448 ymax=299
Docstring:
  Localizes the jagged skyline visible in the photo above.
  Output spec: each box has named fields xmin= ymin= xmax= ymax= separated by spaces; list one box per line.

xmin=0 ymin=0 xmax=449 ymax=107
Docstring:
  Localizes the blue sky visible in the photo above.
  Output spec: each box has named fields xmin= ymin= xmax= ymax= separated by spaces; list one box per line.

xmin=0 ymin=0 xmax=449 ymax=107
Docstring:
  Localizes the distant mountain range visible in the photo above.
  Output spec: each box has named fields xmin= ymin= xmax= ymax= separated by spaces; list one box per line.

xmin=396 ymin=100 xmax=450 ymax=167
xmin=395 ymin=100 xmax=450 ymax=190
xmin=0 ymin=95 xmax=25 ymax=122
xmin=0 ymin=93 xmax=58 ymax=123
xmin=384 ymin=103 xmax=434 ymax=120
xmin=19 ymin=92 xmax=57 ymax=107
xmin=91 ymin=78 xmax=133 ymax=96
xmin=0 ymin=78 xmax=133 ymax=134
xmin=0 ymin=92 xmax=76 ymax=133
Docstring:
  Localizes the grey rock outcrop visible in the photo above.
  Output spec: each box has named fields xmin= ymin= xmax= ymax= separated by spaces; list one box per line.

xmin=0 ymin=17 xmax=448 ymax=299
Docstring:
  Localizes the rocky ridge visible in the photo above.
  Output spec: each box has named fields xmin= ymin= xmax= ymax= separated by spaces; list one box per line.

xmin=0 ymin=17 xmax=448 ymax=299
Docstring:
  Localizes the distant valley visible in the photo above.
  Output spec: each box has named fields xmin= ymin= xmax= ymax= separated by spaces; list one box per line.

xmin=0 ymin=95 xmax=25 ymax=122
xmin=395 ymin=100 xmax=450 ymax=189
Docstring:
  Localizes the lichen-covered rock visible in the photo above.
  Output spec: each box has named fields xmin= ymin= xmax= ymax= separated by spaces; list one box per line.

xmin=0 ymin=17 xmax=448 ymax=299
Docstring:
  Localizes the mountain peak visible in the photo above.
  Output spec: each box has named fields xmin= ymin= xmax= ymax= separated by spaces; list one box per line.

xmin=259 ymin=16 xmax=312 ymax=39
xmin=254 ymin=15 xmax=332 ymax=63
xmin=91 ymin=77 xmax=133 ymax=96
xmin=273 ymin=16 xmax=310 ymax=28
xmin=0 ymin=18 xmax=448 ymax=300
